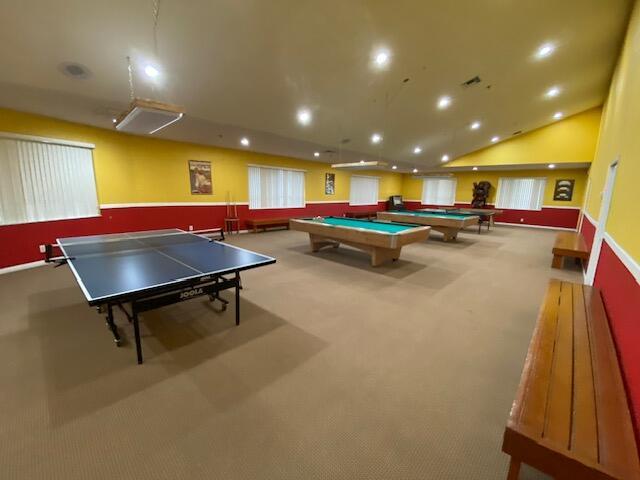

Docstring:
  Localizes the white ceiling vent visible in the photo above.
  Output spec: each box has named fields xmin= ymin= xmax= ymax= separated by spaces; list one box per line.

xmin=115 ymin=98 xmax=185 ymax=135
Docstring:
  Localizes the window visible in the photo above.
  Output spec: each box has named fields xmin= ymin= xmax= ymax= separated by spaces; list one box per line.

xmin=0 ymin=134 xmax=99 ymax=226
xmin=349 ymin=175 xmax=379 ymax=206
xmin=495 ymin=177 xmax=546 ymax=210
xmin=248 ymin=165 xmax=305 ymax=209
xmin=421 ymin=177 xmax=457 ymax=206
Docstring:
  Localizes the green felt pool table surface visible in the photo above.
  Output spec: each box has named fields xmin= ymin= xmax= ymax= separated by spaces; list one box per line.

xmin=306 ymin=216 xmax=416 ymax=233
xmin=393 ymin=210 xmax=477 ymax=220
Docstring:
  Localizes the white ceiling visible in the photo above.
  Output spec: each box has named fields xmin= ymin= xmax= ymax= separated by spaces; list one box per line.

xmin=0 ymin=0 xmax=632 ymax=171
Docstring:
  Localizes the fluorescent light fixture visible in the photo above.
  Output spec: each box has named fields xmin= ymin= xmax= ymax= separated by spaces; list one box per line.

xmin=535 ymin=42 xmax=556 ymax=59
xmin=297 ymin=108 xmax=312 ymax=126
xmin=314 ymin=152 xmax=320 ymax=157
xmin=472 ymin=167 xmax=478 ymax=171
xmin=413 ymin=146 xmax=422 ymax=154
xmin=553 ymin=111 xmax=564 ymax=120
xmin=371 ymin=133 xmax=383 ymax=144
xmin=391 ymin=165 xmax=397 ymax=170
xmin=373 ymin=48 xmax=390 ymax=68
xmin=331 ymin=161 xmax=388 ymax=169
xmin=441 ymin=154 xmax=449 ymax=162
xmin=144 ymin=65 xmax=160 ymax=78
xmin=470 ymin=121 xmax=481 ymax=130
xmin=437 ymin=96 xmax=452 ymax=110
xmin=548 ymin=164 xmax=556 ymax=169
xmin=491 ymin=136 xmax=500 ymax=143
xmin=412 ymin=168 xmax=418 ymax=173
xmin=545 ymin=86 xmax=561 ymax=98
xmin=114 ymin=98 xmax=185 ymax=135
xmin=240 ymin=137 xmax=250 ymax=146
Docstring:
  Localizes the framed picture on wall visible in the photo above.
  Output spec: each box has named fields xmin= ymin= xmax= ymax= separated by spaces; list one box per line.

xmin=325 ymin=173 xmax=335 ymax=195
xmin=553 ymin=179 xmax=575 ymax=201
xmin=189 ymin=160 xmax=212 ymax=194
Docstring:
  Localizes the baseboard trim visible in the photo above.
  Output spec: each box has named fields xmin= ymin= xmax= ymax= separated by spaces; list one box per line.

xmin=494 ymin=222 xmax=577 ymax=231
xmin=0 ymin=260 xmax=46 ymax=275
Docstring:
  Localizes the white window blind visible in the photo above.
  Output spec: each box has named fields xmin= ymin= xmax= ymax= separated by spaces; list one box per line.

xmin=421 ymin=177 xmax=457 ymax=206
xmin=349 ymin=175 xmax=379 ymax=206
xmin=248 ymin=165 xmax=305 ymax=209
xmin=495 ymin=177 xmax=546 ymax=210
xmin=0 ymin=136 xmax=99 ymax=226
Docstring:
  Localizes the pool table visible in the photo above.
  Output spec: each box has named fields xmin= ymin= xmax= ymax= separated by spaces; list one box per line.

xmin=289 ymin=216 xmax=430 ymax=266
xmin=377 ymin=210 xmax=479 ymax=241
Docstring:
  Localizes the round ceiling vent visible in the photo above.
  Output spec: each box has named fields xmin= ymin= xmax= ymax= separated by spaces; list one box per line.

xmin=59 ymin=62 xmax=92 ymax=79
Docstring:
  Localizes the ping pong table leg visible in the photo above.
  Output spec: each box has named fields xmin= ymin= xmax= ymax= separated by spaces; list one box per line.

xmin=235 ymin=271 xmax=240 ymax=326
xmin=132 ymin=307 xmax=144 ymax=364
xmin=106 ymin=304 xmax=122 ymax=346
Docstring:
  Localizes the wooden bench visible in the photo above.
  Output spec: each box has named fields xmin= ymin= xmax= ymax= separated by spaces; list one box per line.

xmin=246 ymin=218 xmax=290 ymax=233
xmin=344 ymin=210 xmax=378 ymax=220
xmin=502 ymin=279 xmax=640 ymax=480
xmin=552 ymin=232 xmax=589 ymax=269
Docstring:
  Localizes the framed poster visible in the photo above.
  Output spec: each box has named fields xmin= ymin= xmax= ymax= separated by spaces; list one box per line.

xmin=325 ymin=173 xmax=335 ymax=195
xmin=553 ymin=179 xmax=575 ymax=201
xmin=189 ymin=160 xmax=212 ymax=194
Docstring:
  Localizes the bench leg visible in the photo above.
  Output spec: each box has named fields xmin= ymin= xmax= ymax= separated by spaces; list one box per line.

xmin=551 ymin=254 xmax=564 ymax=269
xmin=506 ymin=458 xmax=520 ymax=480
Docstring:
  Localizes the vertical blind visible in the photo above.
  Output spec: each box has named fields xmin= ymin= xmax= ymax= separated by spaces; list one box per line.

xmin=0 ymin=136 xmax=99 ymax=225
xmin=421 ymin=177 xmax=457 ymax=205
xmin=248 ymin=165 xmax=305 ymax=209
xmin=349 ymin=175 xmax=379 ymax=206
xmin=495 ymin=177 xmax=546 ymax=210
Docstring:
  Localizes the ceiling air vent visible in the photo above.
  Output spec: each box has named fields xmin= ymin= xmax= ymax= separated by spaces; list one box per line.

xmin=461 ymin=75 xmax=481 ymax=88
xmin=59 ymin=62 xmax=91 ymax=79
xmin=114 ymin=98 xmax=185 ymax=135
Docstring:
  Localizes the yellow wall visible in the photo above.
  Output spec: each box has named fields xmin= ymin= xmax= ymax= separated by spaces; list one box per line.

xmin=445 ymin=108 xmax=601 ymax=168
xmin=0 ymin=108 xmax=402 ymax=205
xmin=402 ymin=169 xmax=588 ymax=207
xmin=584 ymin=1 xmax=640 ymax=261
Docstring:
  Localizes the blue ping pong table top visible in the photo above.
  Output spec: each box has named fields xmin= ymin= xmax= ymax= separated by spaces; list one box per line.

xmin=58 ymin=229 xmax=275 ymax=304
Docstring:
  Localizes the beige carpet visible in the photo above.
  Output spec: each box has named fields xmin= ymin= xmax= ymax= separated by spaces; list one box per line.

xmin=0 ymin=226 xmax=583 ymax=479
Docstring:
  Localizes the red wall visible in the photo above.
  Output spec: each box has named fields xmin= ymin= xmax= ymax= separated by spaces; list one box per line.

xmin=404 ymin=201 xmax=580 ymax=229
xmin=579 ymin=214 xmax=597 ymax=251
xmin=584 ymin=216 xmax=640 ymax=442
xmin=0 ymin=202 xmax=387 ymax=268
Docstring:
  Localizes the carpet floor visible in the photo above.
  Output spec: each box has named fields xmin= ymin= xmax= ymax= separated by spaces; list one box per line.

xmin=0 ymin=225 xmax=584 ymax=479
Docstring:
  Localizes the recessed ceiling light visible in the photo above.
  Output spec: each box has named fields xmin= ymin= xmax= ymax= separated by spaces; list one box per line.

xmin=112 ymin=118 xmax=117 ymax=123
xmin=371 ymin=133 xmax=383 ymax=144
xmin=491 ymin=136 xmax=500 ymax=143
xmin=412 ymin=168 xmax=418 ymax=173
xmin=437 ymin=96 xmax=452 ymax=110
xmin=413 ymin=146 xmax=422 ymax=154
xmin=535 ymin=42 xmax=556 ymax=59
xmin=441 ymin=154 xmax=449 ymax=162
xmin=391 ymin=165 xmax=397 ymax=170
xmin=545 ymin=86 xmax=561 ymax=98
xmin=373 ymin=49 xmax=390 ymax=68
xmin=144 ymin=65 xmax=160 ymax=78
xmin=548 ymin=164 xmax=556 ymax=169
xmin=297 ymin=108 xmax=312 ymax=126
xmin=472 ymin=167 xmax=478 ymax=171
xmin=470 ymin=121 xmax=481 ymax=130
xmin=240 ymin=137 xmax=250 ymax=146
xmin=553 ymin=111 xmax=564 ymax=120
xmin=314 ymin=152 xmax=320 ymax=157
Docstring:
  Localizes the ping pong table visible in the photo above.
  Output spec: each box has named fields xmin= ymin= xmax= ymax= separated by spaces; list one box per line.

xmin=46 ymin=229 xmax=276 ymax=364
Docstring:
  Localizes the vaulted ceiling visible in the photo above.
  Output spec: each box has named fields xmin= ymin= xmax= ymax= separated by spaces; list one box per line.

xmin=0 ymin=0 xmax=632 ymax=171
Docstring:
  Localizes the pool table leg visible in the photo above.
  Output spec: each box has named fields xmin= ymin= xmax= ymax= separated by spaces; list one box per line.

xmin=371 ymin=247 xmax=401 ymax=267
xmin=309 ymin=234 xmax=339 ymax=252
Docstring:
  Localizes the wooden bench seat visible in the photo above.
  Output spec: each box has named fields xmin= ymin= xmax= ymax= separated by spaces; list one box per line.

xmin=502 ymin=279 xmax=640 ymax=479
xmin=246 ymin=218 xmax=290 ymax=233
xmin=552 ymin=232 xmax=589 ymax=269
